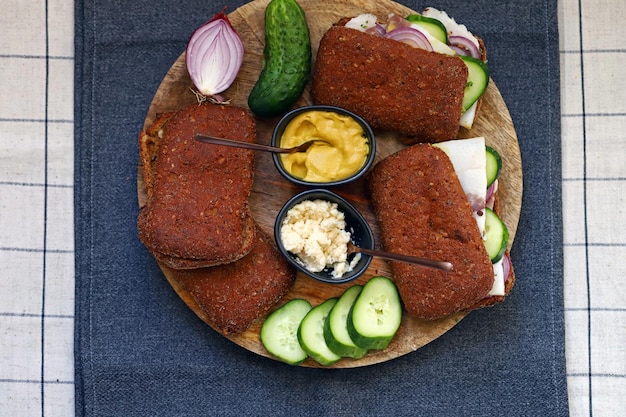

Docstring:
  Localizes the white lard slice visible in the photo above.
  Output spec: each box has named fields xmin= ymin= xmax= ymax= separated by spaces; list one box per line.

xmin=489 ymin=258 xmax=506 ymax=296
xmin=344 ymin=14 xmax=378 ymax=31
xmin=434 ymin=137 xmax=506 ymax=296
xmin=433 ymin=137 xmax=487 ymax=234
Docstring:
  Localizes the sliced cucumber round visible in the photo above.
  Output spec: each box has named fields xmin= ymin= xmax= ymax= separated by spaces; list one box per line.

xmin=484 ymin=208 xmax=509 ymax=263
xmin=324 ymin=285 xmax=368 ymax=359
xmin=405 ymin=14 xmax=448 ymax=43
xmin=485 ymin=145 xmax=502 ymax=187
xmin=460 ymin=55 xmax=489 ymax=112
xmin=347 ymin=276 xmax=402 ymax=351
xmin=260 ymin=298 xmax=312 ymax=365
xmin=298 ymin=298 xmax=341 ymax=366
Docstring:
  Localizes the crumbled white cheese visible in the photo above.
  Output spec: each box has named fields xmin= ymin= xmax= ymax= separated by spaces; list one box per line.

xmin=280 ymin=199 xmax=358 ymax=278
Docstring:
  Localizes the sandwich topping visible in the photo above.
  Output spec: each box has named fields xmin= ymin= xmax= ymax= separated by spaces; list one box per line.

xmin=278 ymin=110 xmax=370 ymax=182
xmin=422 ymin=7 xmax=481 ymax=57
xmin=280 ymin=199 xmax=361 ymax=278
xmin=345 ymin=9 xmax=482 ymax=59
xmin=434 ymin=137 xmax=510 ymax=296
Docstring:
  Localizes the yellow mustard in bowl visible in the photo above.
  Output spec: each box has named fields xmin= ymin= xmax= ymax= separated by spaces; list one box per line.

xmin=278 ymin=110 xmax=370 ymax=182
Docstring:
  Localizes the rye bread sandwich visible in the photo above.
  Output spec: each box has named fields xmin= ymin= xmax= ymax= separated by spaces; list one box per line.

xmin=368 ymin=138 xmax=515 ymax=320
xmin=311 ymin=8 xmax=489 ymax=144
xmin=137 ymin=102 xmax=257 ymax=270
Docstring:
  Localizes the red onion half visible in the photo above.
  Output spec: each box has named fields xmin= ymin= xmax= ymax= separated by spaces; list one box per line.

xmin=186 ymin=11 xmax=244 ymax=98
xmin=384 ymin=27 xmax=433 ymax=51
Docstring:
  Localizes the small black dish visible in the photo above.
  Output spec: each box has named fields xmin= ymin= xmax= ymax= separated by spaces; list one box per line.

xmin=274 ymin=189 xmax=375 ymax=284
xmin=271 ymin=105 xmax=376 ymax=187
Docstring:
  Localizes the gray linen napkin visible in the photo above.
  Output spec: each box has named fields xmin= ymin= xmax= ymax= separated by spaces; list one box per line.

xmin=74 ymin=0 xmax=567 ymax=415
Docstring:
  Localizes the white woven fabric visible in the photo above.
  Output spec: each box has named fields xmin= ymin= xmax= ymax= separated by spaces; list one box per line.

xmin=0 ymin=1 xmax=75 ymax=415
xmin=559 ymin=1 xmax=626 ymax=415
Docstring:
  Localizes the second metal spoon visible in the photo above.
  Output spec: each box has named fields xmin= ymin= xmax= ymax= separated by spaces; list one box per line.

xmin=347 ymin=242 xmax=454 ymax=272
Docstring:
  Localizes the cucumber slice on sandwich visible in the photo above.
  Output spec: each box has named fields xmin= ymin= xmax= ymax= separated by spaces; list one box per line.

xmin=324 ymin=285 xmax=368 ymax=359
xmin=484 ymin=207 xmax=509 ymax=263
xmin=485 ymin=145 xmax=502 ymax=187
xmin=460 ymin=55 xmax=489 ymax=112
xmin=405 ymin=14 xmax=448 ymax=43
xmin=260 ymin=298 xmax=312 ymax=365
xmin=298 ymin=298 xmax=342 ymax=366
xmin=347 ymin=276 xmax=402 ymax=350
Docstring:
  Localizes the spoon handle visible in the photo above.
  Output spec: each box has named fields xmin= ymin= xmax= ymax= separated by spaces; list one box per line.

xmin=355 ymin=247 xmax=453 ymax=272
xmin=195 ymin=133 xmax=290 ymax=153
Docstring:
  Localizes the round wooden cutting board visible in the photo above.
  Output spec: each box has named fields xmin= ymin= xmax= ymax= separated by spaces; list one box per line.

xmin=138 ymin=0 xmax=522 ymax=368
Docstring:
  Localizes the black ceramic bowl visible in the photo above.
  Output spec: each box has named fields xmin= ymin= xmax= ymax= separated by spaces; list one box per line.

xmin=271 ymin=105 xmax=376 ymax=187
xmin=274 ymin=189 xmax=375 ymax=284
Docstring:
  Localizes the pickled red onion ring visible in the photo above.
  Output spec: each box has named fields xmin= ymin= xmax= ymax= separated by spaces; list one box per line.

xmin=448 ymin=35 xmax=481 ymax=59
xmin=502 ymin=252 xmax=512 ymax=282
xmin=384 ymin=27 xmax=433 ymax=51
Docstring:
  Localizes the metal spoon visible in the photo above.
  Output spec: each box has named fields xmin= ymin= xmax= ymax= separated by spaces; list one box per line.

xmin=347 ymin=242 xmax=454 ymax=272
xmin=195 ymin=133 xmax=322 ymax=154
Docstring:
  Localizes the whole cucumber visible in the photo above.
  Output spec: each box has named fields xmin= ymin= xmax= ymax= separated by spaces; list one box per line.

xmin=248 ymin=0 xmax=311 ymax=117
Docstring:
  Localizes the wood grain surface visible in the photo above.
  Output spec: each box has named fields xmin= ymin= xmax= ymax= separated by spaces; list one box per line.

xmin=138 ymin=0 xmax=522 ymax=368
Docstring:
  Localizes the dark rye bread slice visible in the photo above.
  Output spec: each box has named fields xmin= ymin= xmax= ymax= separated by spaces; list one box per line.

xmin=368 ymin=144 xmax=494 ymax=320
xmin=137 ymin=102 xmax=256 ymax=269
xmin=170 ymin=225 xmax=296 ymax=335
xmin=311 ymin=24 xmax=468 ymax=144
xmin=139 ymin=110 xmax=174 ymax=202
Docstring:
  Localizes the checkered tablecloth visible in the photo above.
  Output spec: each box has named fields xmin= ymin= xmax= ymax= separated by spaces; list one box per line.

xmin=0 ymin=0 xmax=75 ymax=415
xmin=0 ymin=0 xmax=623 ymax=415
xmin=559 ymin=2 xmax=626 ymax=414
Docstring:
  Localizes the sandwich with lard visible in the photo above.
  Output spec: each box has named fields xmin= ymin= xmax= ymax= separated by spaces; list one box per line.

xmin=312 ymin=8 xmax=489 ymax=144
xmin=368 ymin=137 xmax=515 ymax=320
